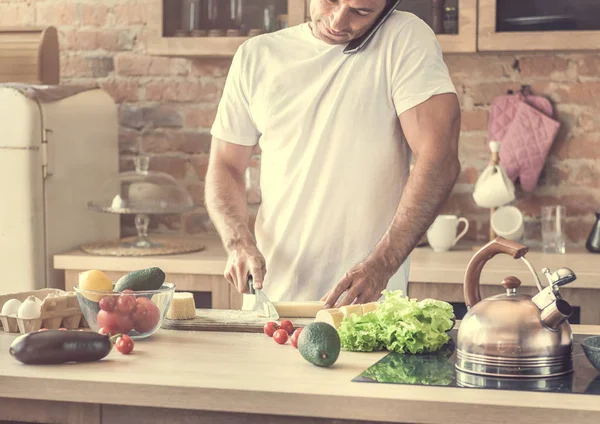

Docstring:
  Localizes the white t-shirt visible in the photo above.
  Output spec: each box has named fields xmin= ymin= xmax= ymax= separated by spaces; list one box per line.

xmin=210 ymin=11 xmax=457 ymax=308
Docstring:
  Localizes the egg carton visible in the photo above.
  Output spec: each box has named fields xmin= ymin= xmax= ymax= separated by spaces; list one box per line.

xmin=0 ymin=288 xmax=85 ymax=334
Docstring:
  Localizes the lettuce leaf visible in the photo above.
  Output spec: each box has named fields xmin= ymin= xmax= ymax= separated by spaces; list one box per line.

xmin=338 ymin=290 xmax=455 ymax=354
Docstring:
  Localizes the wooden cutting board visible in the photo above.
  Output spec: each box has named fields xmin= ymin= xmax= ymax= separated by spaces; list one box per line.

xmin=161 ymin=309 xmax=315 ymax=333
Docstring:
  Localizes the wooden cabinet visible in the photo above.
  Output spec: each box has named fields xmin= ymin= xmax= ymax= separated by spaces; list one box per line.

xmin=148 ymin=0 xmax=477 ymax=57
xmin=478 ymin=0 xmax=600 ymax=51
xmin=148 ymin=0 xmax=306 ymax=57
xmin=395 ymin=0 xmax=477 ymax=53
xmin=148 ymin=1 xmax=600 ymax=56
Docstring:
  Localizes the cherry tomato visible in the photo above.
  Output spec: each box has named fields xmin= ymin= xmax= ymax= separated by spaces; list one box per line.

xmin=273 ymin=328 xmax=288 ymax=345
xmin=115 ymin=334 xmax=134 ymax=354
xmin=133 ymin=300 xmax=160 ymax=333
xmin=263 ymin=321 xmax=279 ymax=337
xmin=98 ymin=296 xmax=116 ymax=312
xmin=122 ymin=289 xmax=134 ymax=295
xmin=279 ymin=319 xmax=294 ymax=335
xmin=116 ymin=295 xmax=136 ymax=315
xmin=291 ymin=328 xmax=303 ymax=348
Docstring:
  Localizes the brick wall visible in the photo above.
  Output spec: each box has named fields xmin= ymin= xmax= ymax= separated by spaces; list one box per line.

xmin=2 ymin=0 xmax=599 ymax=248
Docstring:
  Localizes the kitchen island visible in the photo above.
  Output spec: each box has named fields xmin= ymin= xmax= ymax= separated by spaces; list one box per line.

xmin=1 ymin=325 xmax=600 ymax=424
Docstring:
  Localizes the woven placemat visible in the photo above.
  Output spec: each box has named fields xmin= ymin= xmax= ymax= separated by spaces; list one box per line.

xmin=79 ymin=235 xmax=206 ymax=256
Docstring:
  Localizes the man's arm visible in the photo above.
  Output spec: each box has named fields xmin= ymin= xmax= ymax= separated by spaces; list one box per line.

xmin=323 ymin=92 xmax=461 ymax=308
xmin=368 ymin=92 xmax=462 ymax=273
xmin=205 ymin=137 xmax=266 ymax=292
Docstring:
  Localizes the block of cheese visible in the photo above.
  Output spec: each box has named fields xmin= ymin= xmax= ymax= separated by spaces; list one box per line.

xmin=315 ymin=302 xmax=380 ymax=329
xmin=361 ymin=302 xmax=378 ymax=314
xmin=166 ymin=292 xmax=196 ymax=320
xmin=315 ymin=308 xmax=345 ymax=329
xmin=271 ymin=301 xmax=326 ymax=318
xmin=339 ymin=304 xmax=363 ymax=317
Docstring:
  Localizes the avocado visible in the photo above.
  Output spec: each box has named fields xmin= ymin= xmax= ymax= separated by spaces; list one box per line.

xmin=114 ymin=267 xmax=166 ymax=292
xmin=297 ymin=322 xmax=341 ymax=367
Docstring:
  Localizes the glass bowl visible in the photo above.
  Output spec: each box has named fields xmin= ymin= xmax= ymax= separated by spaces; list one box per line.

xmin=582 ymin=336 xmax=600 ymax=372
xmin=74 ymin=283 xmax=175 ymax=340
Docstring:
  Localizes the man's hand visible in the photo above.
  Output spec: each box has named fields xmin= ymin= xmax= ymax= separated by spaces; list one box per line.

xmin=321 ymin=259 xmax=392 ymax=308
xmin=224 ymin=244 xmax=267 ymax=294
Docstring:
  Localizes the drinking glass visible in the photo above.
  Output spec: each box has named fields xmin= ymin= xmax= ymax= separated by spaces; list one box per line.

xmin=542 ymin=205 xmax=566 ymax=254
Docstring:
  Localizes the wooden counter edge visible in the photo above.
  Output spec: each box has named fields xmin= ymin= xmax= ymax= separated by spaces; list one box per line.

xmin=1 ymin=324 xmax=600 ymax=424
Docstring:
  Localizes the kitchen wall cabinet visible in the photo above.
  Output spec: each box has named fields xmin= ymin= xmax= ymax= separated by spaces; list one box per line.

xmin=478 ymin=0 xmax=600 ymax=51
xmin=148 ymin=1 xmax=600 ymax=57
xmin=148 ymin=0 xmax=477 ymax=57
xmin=148 ymin=0 xmax=306 ymax=57
xmin=395 ymin=0 xmax=477 ymax=53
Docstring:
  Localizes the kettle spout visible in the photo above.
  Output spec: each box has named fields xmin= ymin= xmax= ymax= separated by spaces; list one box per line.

xmin=540 ymin=299 xmax=572 ymax=331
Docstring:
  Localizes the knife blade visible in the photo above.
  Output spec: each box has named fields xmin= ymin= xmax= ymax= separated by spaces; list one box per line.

xmin=248 ymin=276 xmax=280 ymax=320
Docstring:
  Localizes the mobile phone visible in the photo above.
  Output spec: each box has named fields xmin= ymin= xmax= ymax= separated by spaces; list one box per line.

xmin=343 ymin=0 xmax=402 ymax=54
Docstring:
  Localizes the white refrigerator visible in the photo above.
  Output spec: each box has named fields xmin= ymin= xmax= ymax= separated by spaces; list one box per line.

xmin=0 ymin=85 xmax=120 ymax=294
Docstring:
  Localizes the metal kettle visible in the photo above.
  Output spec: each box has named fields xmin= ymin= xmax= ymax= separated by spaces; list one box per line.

xmin=456 ymin=237 xmax=577 ymax=378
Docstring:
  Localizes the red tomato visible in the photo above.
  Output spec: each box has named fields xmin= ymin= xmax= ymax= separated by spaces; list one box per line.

xmin=97 ymin=310 xmax=119 ymax=333
xmin=134 ymin=300 xmax=160 ymax=333
xmin=291 ymin=328 xmax=302 ymax=348
xmin=115 ymin=334 xmax=134 ymax=354
xmin=97 ymin=310 xmax=133 ymax=334
xmin=263 ymin=321 xmax=279 ymax=337
xmin=117 ymin=313 xmax=134 ymax=334
xmin=116 ymin=295 xmax=136 ymax=315
xmin=133 ymin=303 xmax=148 ymax=325
xmin=99 ymin=296 xmax=116 ymax=312
xmin=122 ymin=289 xmax=134 ymax=295
xmin=279 ymin=320 xmax=294 ymax=335
xmin=273 ymin=329 xmax=288 ymax=345
xmin=136 ymin=296 xmax=151 ymax=305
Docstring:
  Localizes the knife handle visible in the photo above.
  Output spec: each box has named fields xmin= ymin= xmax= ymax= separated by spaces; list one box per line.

xmin=247 ymin=275 xmax=255 ymax=294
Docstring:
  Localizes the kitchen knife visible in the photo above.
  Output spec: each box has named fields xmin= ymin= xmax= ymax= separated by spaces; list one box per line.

xmin=248 ymin=276 xmax=279 ymax=320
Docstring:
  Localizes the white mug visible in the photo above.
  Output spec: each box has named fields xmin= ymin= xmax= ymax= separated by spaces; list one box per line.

xmin=491 ymin=206 xmax=524 ymax=241
xmin=427 ymin=215 xmax=470 ymax=252
xmin=473 ymin=164 xmax=516 ymax=209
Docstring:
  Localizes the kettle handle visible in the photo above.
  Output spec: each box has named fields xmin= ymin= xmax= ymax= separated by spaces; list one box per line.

xmin=463 ymin=237 xmax=529 ymax=308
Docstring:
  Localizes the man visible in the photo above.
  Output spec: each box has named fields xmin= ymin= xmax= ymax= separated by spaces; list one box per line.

xmin=205 ymin=0 xmax=461 ymax=310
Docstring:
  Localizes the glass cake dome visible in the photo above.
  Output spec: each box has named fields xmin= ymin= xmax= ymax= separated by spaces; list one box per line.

xmin=87 ymin=156 xmax=195 ymax=249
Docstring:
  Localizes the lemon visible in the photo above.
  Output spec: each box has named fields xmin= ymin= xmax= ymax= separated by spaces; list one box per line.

xmin=78 ymin=270 xmax=113 ymax=301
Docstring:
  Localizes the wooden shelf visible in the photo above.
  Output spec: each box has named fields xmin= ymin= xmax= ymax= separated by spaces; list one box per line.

xmin=147 ymin=36 xmax=250 ymax=58
xmin=478 ymin=0 xmax=600 ymax=52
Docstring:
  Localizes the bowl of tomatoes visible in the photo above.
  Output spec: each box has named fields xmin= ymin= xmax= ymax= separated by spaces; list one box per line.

xmin=74 ymin=283 xmax=175 ymax=340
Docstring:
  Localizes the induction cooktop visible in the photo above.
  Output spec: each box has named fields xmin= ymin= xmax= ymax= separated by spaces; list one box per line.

xmin=353 ymin=330 xmax=600 ymax=394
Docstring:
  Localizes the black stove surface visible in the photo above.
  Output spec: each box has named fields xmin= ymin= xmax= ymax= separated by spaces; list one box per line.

xmin=353 ymin=330 xmax=600 ymax=394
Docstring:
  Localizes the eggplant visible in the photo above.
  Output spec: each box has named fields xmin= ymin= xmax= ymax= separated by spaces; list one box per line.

xmin=9 ymin=330 xmax=112 ymax=365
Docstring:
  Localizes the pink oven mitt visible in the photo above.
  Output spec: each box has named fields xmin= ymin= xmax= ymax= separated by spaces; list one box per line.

xmin=488 ymin=92 xmax=554 ymax=143
xmin=498 ymin=100 xmax=560 ymax=192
